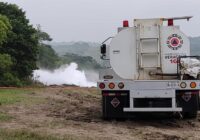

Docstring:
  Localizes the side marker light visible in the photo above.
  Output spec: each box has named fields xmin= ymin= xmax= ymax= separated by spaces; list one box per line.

xmin=190 ymin=82 xmax=196 ymax=88
xmin=109 ymin=83 xmax=115 ymax=89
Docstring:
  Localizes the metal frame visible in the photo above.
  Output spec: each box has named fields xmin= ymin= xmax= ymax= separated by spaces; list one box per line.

xmin=124 ymin=89 xmax=181 ymax=112
xmin=98 ymin=79 xmax=200 ymax=112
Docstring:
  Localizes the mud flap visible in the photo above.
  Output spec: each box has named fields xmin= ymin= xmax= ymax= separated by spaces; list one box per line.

xmin=176 ymin=90 xmax=199 ymax=115
xmin=102 ymin=90 xmax=129 ymax=119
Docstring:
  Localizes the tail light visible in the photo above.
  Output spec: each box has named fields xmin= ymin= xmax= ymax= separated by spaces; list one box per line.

xmin=118 ymin=82 xmax=124 ymax=89
xmin=180 ymin=82 xmax=187 ymax=88
xmin=99 ymin=83 xmax=105 ymax=89
xmin=108 ymin=83 xmax=115 ymax=89
xmin=190 ymin=82 xmax=196 ymax=88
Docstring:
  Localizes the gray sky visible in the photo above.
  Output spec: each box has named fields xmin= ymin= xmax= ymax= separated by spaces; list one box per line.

xmin=1 ymin=0 xmax=200 ymax=42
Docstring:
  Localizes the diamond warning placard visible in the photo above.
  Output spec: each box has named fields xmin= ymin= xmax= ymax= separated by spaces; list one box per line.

xmin=111 ymin=97 xmax=120 ymax=108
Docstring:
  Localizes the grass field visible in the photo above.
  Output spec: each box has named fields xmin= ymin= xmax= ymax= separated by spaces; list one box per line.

xmin=0 ymin=89 xmax=36 ymax=122
xmin=0 ymin=88 xmax=58 ymax=140
xmin=0 ymin=87 xmax=100 ymax=140
xmin=0 ymin=87 xmax=199 ymax=140
xmin=0 ymin=129 xmax=61 ymax=140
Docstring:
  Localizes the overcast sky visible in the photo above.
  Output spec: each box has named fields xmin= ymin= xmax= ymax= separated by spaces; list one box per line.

xmin=1 ymin=0 xmax=200 ymax=42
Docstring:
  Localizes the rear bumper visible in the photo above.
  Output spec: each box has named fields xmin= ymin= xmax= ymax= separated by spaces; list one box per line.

xmin=99 ymin=80 xmax=200 ymax=115
xmin=124 ymin=108 xmax=182 ymax=112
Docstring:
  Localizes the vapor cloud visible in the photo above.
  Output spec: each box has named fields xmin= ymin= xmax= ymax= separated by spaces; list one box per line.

xmin=33 ymin=63 xmax=96 ymax=87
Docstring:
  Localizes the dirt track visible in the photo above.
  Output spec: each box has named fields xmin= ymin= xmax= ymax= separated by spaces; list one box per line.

xmin=1 ymin=87 xmax=200 ymax=140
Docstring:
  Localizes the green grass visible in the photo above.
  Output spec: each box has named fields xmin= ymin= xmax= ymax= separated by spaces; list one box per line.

xmin=0 ymin=112 xmax=13 ymax=121
xmin=0 ymin=129 xmax=61 ymax=140
xmin=63 ymin=88 xmax=100 ymax=98
xmin=0 ymin=89 xmax=31 ymax=105
xmin=0 ymin=89 xmax=43 ymax=105
xmin=0 ymin=129 xmax=91 ymax=140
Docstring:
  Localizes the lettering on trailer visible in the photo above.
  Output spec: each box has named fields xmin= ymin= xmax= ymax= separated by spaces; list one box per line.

xmin=111 ymin=97 xmax=120 ymax=108
xmin=167 ymin=34 xmax=183 ymax=50
xmin=113 ymin=50 xmax=120 ymax=54
xmin=164 ymin=53 xmax=186 ymax=64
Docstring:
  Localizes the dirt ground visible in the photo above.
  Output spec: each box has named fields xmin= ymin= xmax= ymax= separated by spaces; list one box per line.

xmin=0 ymin=87 xmax=200 ymax=140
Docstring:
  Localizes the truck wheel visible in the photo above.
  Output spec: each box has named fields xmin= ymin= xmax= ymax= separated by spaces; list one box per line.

xmin=180 ymin=91 xmax=199 ymax=119
xmin=183 ymin=92 xmax=198 ymax=119
xmin=183 ymin=111 xmax=198 ymax=119
xmin=188 ymin=112 xmax=198 ymax=118
xmin=102 ymin=116 xmax=112 ymax=121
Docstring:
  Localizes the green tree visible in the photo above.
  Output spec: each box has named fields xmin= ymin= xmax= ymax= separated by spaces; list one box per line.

xmin=0 ymin=15 xmax=20 ymax=86
xmin=0 ymin=15 xmax=11 ymax=45
xmin=0 ymin=2 xmax=39 ymax=82
xmin=36 ymin=24 xmax=52 ymax=42
xmin=0 ymin=54 xmax=12 ymax=71
xmin=37 ymin=44 xmax=61 ymax=70
xmin=61 ymin=53 xmax=101 ymax=70
xmin=0 ymin=54 xmax=21 ymax=86
xmin=35 ymin=25 xmax=61 ymax=70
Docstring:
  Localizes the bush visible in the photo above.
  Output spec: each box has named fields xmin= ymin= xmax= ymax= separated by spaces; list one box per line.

xmin=0 ymin=73 xmax=22 ymax=87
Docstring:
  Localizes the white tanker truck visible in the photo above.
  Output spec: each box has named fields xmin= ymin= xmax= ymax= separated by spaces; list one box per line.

xmin=98 ymin=16 xmax=200 ymax=119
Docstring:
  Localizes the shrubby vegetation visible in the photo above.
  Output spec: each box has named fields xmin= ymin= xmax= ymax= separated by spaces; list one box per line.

xmin=0 ymin=2 xmax=48 ymax=86
xmin=50 ymin=42 xmax=102 ymax=70
xmin=61 ymin=53 xmax=101 ymax=70
xmin=51 ymin=42 xmax=100 ymax=63
xmin=36 ymin=25 xmax=62 ymax=70
xmin=0 ymin=3 xmax=39 ymax=81
xmin=38 ymin=44 xmax=63 ymax=70
xmin=38 ymin=44 xmax=101 ymax=70
xmin=0 ymin=2 xmax=100 ymax=87
xmin=0 ymin=9 xmax=22 ymax=86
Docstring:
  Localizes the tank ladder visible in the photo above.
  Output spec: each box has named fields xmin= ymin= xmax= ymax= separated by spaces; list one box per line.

xmin=137 ymin=22 xmax=161 ymax=69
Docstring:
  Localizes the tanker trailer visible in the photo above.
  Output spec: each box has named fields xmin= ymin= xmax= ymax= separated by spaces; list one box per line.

xmin=98 ymin=16 xmax=200 ymax=119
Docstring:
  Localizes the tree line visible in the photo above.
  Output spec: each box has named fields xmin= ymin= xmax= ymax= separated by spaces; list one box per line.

xmin=0 ymin=2 xmax=102 ymax=86
xmin=0 ymin=2 xmax=53 ymax=86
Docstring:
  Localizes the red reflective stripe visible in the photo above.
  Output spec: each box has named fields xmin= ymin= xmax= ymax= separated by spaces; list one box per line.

xmin=115 ymin=93 xmax=121 ymax=96
xmin=103 ymin=93 xmax=109 ymax=96
xmin=103 ymin=93 xmax=115 ymax=96
xmin=191 ymin=91 xmax=199 ymax=94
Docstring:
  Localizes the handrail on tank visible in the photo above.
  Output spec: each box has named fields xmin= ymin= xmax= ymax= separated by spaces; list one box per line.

xmin=161 ymin=16 xmax=193 ymax=21
xmin=101 ymin=37 xmax=113 ymax=44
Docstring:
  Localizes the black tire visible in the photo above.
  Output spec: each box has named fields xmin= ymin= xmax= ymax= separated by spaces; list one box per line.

xmin=183 ymin=111 xmax=198 ymax=119
xmin=181 ymin=90 xmax=199 ymax=119
xmin=102 ymin=116 xmax=112 ymax=121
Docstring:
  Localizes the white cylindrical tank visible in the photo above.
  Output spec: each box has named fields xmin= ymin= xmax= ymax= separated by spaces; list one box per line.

xmin=160 ymin=26 xmax=190 ymax=74
xmin=109 ymin=24 xmax=190 ymax=80
xmin=109 ymin=28 xmax=138 ymax=79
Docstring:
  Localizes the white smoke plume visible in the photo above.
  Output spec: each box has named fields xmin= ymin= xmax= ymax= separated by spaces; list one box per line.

xmin=33 ymin=63 xmax=97 ymax=87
